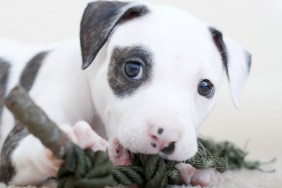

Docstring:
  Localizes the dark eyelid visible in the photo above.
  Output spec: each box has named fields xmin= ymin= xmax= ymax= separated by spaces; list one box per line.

xmin=122 ymin=47 xmax=152 ymax=64
xmin=125 ymin=57 xmax=145 ymax=67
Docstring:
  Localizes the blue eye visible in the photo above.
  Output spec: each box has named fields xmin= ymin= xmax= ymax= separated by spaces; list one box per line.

xmin=198 ymin=79 xmax=215 ymax=98
xmin=124 ymin=61 xmax=143 ymax=80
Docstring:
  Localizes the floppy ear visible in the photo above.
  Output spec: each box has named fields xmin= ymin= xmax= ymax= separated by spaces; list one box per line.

xmin=80 ymin=1 xmax=149 ymax=70
xmin=209 ymin=27 xmax=252 ymax=108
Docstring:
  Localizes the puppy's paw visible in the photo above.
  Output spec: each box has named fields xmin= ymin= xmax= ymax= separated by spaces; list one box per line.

xmin=45 ymin=149 xmax=63 ymax=177
xmin=42 ymin=124 xmax=74 ymax=177
xmin=191 ymin=168 xmax=222 ymax=187
xmin=43 ymin=122 xmax=108 ymax=177
xmin=176 ymin=163 xmax=222 ymax=187
xmin=72 ymin=121 xmax=108 ymax=152
xmin=175 ymin=163 xmax=196 ymax=184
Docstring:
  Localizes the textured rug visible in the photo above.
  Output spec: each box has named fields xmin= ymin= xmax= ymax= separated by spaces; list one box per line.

xmin=1 ymin=167 xmax=281 ymax=188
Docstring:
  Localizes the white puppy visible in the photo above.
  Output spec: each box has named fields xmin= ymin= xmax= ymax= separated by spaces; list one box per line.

xmin=0 ymin=0 xmax=251 ymax=186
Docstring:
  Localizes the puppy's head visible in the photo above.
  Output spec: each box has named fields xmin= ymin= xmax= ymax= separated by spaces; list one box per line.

xmin=80 ymin=1 xmax=251 ymax=162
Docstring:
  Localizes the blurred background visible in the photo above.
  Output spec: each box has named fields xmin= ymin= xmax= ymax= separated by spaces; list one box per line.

xmin=0 ymin=0 xmax=281 ymax=171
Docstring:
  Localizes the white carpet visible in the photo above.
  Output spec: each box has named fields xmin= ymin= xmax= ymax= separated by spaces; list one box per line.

xmin=1 ymin=167 xmax=281 ymax=188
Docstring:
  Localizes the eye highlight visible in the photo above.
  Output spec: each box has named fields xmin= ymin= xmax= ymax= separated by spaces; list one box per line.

xmin=198 ymin=79 xmax=215 ymax=98
xmin=124 ymin=60 xmax=144 ymax=80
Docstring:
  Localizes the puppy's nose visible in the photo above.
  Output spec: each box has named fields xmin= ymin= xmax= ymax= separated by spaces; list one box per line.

xmin=148 ymin=125 xmax=181 ymax=155
xmin=160 ymin=142 xmax=176 ymax=155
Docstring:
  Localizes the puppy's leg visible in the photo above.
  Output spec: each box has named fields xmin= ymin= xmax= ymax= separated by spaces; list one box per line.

xmin=176 ymin=163 xmax=222 ymax=187
xmin=10 ymin=134 xmax=61 ymax=185
xmin=8 ymin=124 xmax=73 ymax=184
xmin=10 ymin=122 xmax=108 ymax=185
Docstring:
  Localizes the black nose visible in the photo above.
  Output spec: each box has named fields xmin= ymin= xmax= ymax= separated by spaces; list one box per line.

xmin=160 ymin=142 xmax=175 ymax=155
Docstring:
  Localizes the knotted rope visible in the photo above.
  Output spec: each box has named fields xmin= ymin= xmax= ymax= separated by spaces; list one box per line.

xmin=57 ymin=147 xmax=181 ymax=188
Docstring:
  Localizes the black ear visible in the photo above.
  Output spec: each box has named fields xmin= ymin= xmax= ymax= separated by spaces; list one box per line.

xmin=209 ymin=27 xmax=252 ymax=108
xmin=80 ymin=1 xmax=149 ymax=70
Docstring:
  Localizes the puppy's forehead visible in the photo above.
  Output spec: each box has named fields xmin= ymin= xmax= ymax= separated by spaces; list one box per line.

xmin=108 ymin=4 xmax=211 ymax=50
xmin=107 ymin=4 xmax=222 ymax=82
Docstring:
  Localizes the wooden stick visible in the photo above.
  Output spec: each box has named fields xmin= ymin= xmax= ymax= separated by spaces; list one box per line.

xmin=4 ymin=86 xmax=72 ymax=159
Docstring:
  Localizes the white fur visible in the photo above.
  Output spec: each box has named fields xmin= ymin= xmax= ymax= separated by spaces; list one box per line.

xmin=0 ymin=2 xmax=250 ymax=185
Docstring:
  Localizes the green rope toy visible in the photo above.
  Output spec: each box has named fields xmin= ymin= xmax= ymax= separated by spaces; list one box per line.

xmin=4 ymin=86 xmax=272 ymax=188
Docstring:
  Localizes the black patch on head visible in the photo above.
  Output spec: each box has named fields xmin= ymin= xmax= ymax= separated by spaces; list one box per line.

xmin=20 ymin=51 xmax=48 ymax=91
xmin=0 ymin=124 xmax=29 ymax=183
xmin=0 ymin=59 xmax=10 ymax=123
xmin=0 ymin=51 xmax=48 ymax=183
xmin=80 ymin=1 xmax=149 ymax=69
xmin=209 ymin=27 xmax=228 ymax=76
xmin=108 ymin=46 xmax=153 ymax=97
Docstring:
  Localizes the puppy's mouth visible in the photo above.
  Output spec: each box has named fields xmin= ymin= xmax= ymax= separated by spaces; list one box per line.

xmin=110 ymin=138 xmax=173 ymax=166
xmin=111 ymin=138 xmax=133 ymax=166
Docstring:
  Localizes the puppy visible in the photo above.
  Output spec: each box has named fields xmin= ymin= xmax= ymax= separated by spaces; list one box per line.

xmin=0 ymin=1 xmax=251 ymax=186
